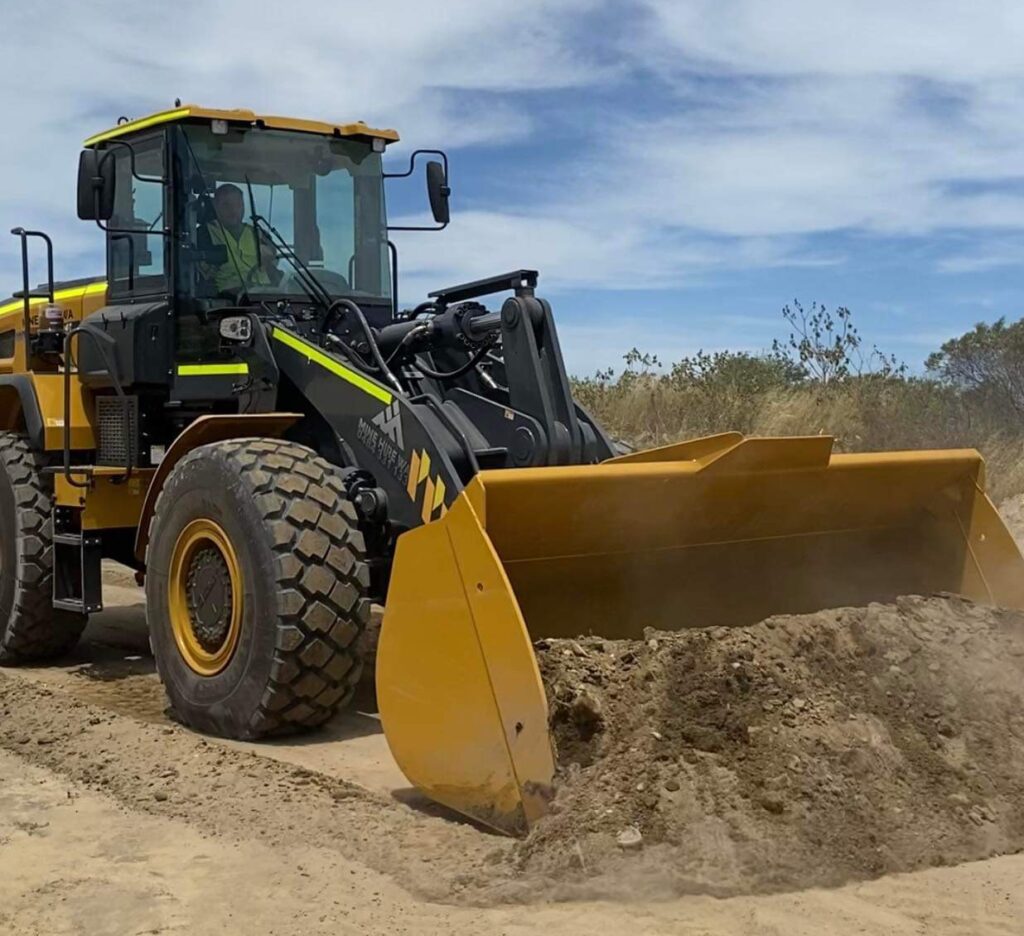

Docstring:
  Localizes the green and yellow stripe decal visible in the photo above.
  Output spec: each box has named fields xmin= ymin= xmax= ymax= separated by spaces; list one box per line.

xmin=271 ymin=327 xmax=393 ymax=405
xmin=0 ymin=281 xmax=107 ymax=321
xmin=84 ymin=107 xmax=191 ymax=147
xmin=176 ymin=363 xmax=249 ymax=377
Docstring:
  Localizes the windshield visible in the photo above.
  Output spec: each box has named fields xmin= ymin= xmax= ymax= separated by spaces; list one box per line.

xmin=175 ymin=124 xmax=390 ymax=304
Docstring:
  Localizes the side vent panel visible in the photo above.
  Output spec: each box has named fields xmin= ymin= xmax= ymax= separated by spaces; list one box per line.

xmin=96 ymin=395 xmax=139 ymax=467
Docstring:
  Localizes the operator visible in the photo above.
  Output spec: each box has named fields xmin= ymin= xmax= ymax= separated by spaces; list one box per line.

xmin=204 ymin=183 xmax=280 ymax=294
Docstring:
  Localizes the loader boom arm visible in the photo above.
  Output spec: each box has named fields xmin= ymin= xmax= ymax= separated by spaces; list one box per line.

xmin=499 ymin=292 xmax=584 ymax=466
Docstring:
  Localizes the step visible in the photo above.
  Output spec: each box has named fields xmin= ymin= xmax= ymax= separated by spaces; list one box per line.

xmin=53 ymin=594 xmax=103 ymax=614
xmin=53 ymin=596 xmax=103 ymax=614
xmin=53 ymin=532 xmax=83 ymax=547
xmin=52 ymin=526 xmax=103 ymax=615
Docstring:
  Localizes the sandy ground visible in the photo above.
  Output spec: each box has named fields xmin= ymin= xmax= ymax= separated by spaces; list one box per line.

xmin=2 ymin=554 xmax=1024 ymax=934
xmin=3 ymin=743 xmax=1023 ymax=936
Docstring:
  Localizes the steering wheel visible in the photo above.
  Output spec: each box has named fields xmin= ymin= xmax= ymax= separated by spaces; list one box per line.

xmin=307 ymin=269 xmax=351 ymax=292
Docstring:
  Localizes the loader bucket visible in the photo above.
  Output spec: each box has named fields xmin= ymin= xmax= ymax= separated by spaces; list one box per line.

xmin=376 ymin=433 xmax=1024 ymax=834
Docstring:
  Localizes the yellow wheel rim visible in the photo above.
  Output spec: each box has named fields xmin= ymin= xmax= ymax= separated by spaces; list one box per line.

xmin=168 ymin=518 xmax=243 ymax=676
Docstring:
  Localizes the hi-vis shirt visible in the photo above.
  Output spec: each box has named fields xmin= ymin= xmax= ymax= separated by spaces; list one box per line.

xmin=206 ymin=223 xmax=271 ymax=293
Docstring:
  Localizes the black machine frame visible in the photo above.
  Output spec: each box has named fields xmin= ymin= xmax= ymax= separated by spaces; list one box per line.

xmin=49 ymin=114 xmax=615 ymax=599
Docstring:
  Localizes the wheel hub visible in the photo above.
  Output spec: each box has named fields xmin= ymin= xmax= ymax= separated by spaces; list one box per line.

xmin=185 ymin=546 xmax=233 ymax=653
xmin=167 ymin=519 xmax=243 ymax=676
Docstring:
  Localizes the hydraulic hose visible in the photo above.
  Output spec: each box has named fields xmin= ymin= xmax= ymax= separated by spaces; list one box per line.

xmin=412 ymin=342 xmax=495 ymax=380
xmin=323 ymin=298 xmax=404 ymax=395
xmin=408 ymin=301 xmax=437 ymax=319
xmin=385 ymin=323 xmax=431 ymax=364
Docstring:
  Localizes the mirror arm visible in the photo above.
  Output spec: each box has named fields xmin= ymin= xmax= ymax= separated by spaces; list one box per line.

xmin=382 ymin=148 xmax=449 ymax=181
xmin=95 ymin=219 xmax=171 ymax=236
xmin=387 ymin=221 xmax=448 ymax=232
xmin=384 ymin=148 xmax=450 ymax=231
xmin=99 ymin=140 xmax=167 ymax=185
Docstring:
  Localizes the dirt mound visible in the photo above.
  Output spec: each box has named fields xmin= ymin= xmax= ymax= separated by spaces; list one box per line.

xmin=1001 ymin=495 xmax=1024 ymax=548
xmin=524 ymin=595 xmax=1024 ymax=895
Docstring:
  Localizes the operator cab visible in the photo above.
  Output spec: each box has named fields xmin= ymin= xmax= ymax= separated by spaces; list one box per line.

xmin=175 ymin=121 xmax=392 ymax=320
xmin=76 ymin=107 xmax=402 ymax=390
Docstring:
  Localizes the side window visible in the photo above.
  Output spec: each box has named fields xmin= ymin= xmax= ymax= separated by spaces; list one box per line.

xmin=108 ymin=135 xmax=166 ymax=296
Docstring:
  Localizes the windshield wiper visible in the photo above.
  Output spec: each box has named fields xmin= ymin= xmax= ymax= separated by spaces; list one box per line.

xmin=241 ymin=175 xmax=331 ymax=311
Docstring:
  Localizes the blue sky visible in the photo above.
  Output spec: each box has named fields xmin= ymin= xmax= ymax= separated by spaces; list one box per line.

xmin=3 ymin=0 xmax=1024 ymax=375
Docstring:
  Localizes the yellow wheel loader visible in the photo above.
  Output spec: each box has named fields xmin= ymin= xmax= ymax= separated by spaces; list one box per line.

xmin=1 ymin=104 xmax=1022 ymax=834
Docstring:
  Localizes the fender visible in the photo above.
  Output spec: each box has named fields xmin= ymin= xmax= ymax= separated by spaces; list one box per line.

xmin=0 ymin=373 xmax=98 ymax=451
xmin=133 ymin=412 xmax=301 ymax=563
xmin=0 ymin=374 xmax=44 ymax=448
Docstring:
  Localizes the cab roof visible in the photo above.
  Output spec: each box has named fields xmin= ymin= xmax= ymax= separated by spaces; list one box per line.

xmin=83 ymin=104 xmax=400 ymax=148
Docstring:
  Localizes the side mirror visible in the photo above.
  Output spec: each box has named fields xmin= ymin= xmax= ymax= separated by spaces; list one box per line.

xmin=77 ymin=150 xmax=115 ymax=221
xmin=426 ymin=160 xmax=450 ymax=225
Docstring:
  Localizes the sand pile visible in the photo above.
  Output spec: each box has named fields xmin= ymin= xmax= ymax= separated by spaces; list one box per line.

xmin=522 ymin=595 xmax=1024 ymax=895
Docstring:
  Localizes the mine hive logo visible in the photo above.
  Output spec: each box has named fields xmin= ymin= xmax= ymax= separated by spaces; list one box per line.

xmin=371 ymin=401 xmax=404 ymax=450
xmin=407 ymin=449 xmax=448 ymax=524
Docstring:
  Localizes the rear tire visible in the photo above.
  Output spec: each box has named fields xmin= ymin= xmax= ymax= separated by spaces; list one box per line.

xmin=145 ymin=438 xmax=370 ymax=738
xmin=0 ymin=433 xmax=86 ymax=663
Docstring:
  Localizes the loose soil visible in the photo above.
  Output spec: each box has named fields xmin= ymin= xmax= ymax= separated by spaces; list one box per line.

xmin=1 ymin=503 xmax=1023 ymax=931
xmin=527 ymin=595 xmax=1024 ymax=895
xmin=3 ymin=746 xmax=1022 ymax=936
xmin=1001 ymin=493 xmax=1024 ymax=546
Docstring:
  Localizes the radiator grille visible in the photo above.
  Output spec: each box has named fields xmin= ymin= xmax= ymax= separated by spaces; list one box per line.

xmin=96 ymin=396 xmax=139 ymax=467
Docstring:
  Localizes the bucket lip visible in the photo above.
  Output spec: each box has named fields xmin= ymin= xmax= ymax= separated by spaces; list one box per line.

xmin=460 ymin=446 xmax=993 ymax=571
xmin=469 ymin=444 xmax=987 ymax=489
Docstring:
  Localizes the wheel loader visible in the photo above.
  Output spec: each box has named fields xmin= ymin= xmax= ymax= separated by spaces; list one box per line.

xmin=1 ymin=104 xmax=1022 ymax=834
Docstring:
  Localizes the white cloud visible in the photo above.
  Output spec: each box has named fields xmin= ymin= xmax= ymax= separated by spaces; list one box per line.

xmin=390 ymin=208 xmax=837 ymax=305
xmin=640 ymin=1 xmax=1024 ymax=80
xmin=935 ymin=237 xmax=1024 ymax=274
xmin=6 ymin=0 xmax=1024 ymax=320
xmin=0 ymin=0 xmax=608 ymax=283
xmin=571 ymin=79 xmax=1024 ymax=238
xmin=616 ymin=3 xmax=1024 ymax=238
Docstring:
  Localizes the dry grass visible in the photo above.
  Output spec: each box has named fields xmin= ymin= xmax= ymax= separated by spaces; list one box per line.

xmin=574 ymin=373 xmax=1024 ymax=502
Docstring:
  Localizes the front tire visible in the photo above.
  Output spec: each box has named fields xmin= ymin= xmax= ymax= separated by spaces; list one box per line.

xmin=0 ymin=433 xmax=85 ymax=663
xmin=145 ymin=438 xmax=370 ymax=738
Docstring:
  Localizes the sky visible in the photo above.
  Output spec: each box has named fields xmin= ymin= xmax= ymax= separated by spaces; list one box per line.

xmin=3 ymin=0 xmax=1024 ymax=375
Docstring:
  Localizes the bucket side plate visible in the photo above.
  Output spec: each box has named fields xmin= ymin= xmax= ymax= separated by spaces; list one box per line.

xmin=376 ymin=494 xmax=554 ymax=835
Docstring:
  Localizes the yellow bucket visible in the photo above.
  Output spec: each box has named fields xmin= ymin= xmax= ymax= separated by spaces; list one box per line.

xmin=377 ymin=433 xmax=1024 ymax=834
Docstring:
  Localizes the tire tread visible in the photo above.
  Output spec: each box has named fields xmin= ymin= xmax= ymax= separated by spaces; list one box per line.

xmin=149 ymin=438 xmax=369 ymax=737
xmin=0 ymin=432 xmax=85 ymax=663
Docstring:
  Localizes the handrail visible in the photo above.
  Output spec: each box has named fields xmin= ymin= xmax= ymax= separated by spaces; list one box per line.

xmin=9 ymin=228 xmax=55 ymax=360
xmin=62 ymin=323 xmax=132 ymax=488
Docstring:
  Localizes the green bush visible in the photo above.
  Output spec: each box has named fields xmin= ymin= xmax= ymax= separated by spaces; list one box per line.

xmin=926 ymin=318 xmax=1024 ymax=425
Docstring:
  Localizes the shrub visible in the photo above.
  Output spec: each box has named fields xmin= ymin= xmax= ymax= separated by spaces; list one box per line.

xmin=571 ymin=303 xmax=1024 ymax=500
xmin=773 ymin=300 xmax=906 ymax=384
xmin=926 ymin=318 xmax=1024 ymax=425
